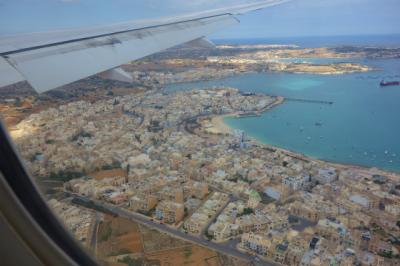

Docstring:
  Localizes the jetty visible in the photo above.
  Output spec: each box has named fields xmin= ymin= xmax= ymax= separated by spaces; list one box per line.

xmin=235 ymin=112 xmax=260 ymax=118
xmin=284 ymin=98 xmax=333 ymax=105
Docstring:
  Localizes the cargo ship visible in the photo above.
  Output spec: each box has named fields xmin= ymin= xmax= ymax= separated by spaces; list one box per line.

xmin=380 ymin=80 xmax=400 ymax=87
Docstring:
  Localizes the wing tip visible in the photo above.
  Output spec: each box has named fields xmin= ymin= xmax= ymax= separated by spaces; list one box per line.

xmin=231 ymin=0 xmax=291 ymax=15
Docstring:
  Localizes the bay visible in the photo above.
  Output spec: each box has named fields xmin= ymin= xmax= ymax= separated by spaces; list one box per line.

xmin=166 ymin=57 xmax=400 ymax=172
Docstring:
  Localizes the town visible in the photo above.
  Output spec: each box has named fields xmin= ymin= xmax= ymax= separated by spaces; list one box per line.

xmin=10 ymin=85 xmax=400 ymax=265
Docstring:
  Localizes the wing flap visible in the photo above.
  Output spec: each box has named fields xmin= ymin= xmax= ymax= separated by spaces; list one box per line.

xmin=0 ymin=0 xmax=291 ymax=92
xmin=0 ymin=0 xmax=288 ymax=55
xmin=6 ymin=15 xmax=236 ymax=92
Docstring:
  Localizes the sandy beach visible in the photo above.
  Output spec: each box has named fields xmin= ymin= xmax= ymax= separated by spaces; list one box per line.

xmin=207 ymin=95 xmax=400 ymax=182
xmin=205 ymin=96 xmax=285 ymax=135
xmin=204 ymin=115 xmax=233 ymax=135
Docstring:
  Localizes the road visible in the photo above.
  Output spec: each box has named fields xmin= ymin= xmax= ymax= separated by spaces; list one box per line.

xmin=89 ymin=212 xmax=102 ymax=256
xmin=69 ymin=194 xmax=278 ymax=266
xmin=200 ymin=195 xmax=235 ymax=239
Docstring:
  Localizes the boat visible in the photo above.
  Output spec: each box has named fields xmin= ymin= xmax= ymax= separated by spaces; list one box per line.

xmin=380 ymin=80 xmax=400 ymax=87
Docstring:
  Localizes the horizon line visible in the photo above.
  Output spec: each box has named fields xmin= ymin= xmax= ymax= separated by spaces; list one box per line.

xmin=212 ymin=33 xmax=400 ymax=40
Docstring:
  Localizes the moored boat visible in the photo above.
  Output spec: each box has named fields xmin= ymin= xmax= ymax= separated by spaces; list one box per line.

xmin=380 ymin=80 xmax=400 ymax=87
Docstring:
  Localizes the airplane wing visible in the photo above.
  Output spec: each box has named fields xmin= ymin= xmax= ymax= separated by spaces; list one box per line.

xmin=0 ymin=0 xmax=289 ymax=93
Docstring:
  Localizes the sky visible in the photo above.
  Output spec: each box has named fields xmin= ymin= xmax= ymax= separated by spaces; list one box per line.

xmin=0 ymin=0 xmax=399 ymax=38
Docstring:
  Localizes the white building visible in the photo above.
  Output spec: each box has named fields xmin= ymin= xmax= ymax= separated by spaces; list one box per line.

xmin=264 ymin=187 xmax=280 ymax=201
xmin=349 ymin=194 xmax=369 ymax=208
xmin=315 ymin=167 xmax=338 ymax=184
xmin=282 ymin=175 xmax=310 ymax=191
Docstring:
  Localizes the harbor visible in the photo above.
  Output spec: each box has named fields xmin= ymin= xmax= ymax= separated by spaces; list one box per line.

xmin=167 ymin=63 xmax=400 ymax=173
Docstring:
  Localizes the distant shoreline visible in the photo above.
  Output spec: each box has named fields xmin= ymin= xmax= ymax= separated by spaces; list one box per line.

xmin=212 ymin=34 xmax=400 ymax=49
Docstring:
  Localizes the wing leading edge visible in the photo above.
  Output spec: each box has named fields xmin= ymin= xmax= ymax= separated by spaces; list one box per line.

xmin=0 ymin=0 xmax=290 ymax=93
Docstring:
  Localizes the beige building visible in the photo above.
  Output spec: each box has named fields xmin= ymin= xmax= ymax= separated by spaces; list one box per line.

xmin=184 ymin=213 xmax=209 ymax=234
xmin=289 ymin=201 xmax=319 ymax=222
xmin=236 ymin=214 xmax=269 ymax=233
xmin=156 ymin=186 xmax=184 ymax=203
xmin=316 ymin=219 xmax=345 ymax=243
xmin=155 ymin=201 xmax=184 ymax=224
xmin=208 ymin=222 xmax=239 ymax=241
xmin=285 ymin=246 xmax=305 ymax=266
xmin=184 ymin=192 xmax=229 ymax=234
xmin=184 ymin=181 xmax=209 ymax=200
xmin=129 ymin=194 xmax=158 ymax=213
xmin=247 ymin=190 xmax=262 ymax=208
xmin=241 ymin=233 xmax=271 ymax=255
xmin=102 ymin=176 xmax=127 ymax=187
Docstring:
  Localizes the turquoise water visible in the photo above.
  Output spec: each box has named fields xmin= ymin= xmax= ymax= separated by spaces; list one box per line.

xmin=165 ymin=58 xmax=400 ymax=172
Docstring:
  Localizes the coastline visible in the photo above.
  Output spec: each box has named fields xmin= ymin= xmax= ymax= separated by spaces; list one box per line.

xmin=210 ymin=95 xmax=400 ymax=181
xmin=206 ymin=96 xmax=284 ymax=135
xmin=206 ymin=115 xmax=234 ymax=135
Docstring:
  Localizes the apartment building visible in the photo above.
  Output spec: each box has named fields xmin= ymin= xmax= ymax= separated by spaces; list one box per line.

xmin=155 ymin=200 xmax=184 ymax=224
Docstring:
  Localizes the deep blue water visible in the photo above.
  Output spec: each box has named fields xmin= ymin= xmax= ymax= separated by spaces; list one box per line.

xmin=166 ymin=57 xmax=400 ymax=173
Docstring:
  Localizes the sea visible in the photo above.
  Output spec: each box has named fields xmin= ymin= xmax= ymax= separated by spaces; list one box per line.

xmin=165 ymin=35 xmax=400 ymax=173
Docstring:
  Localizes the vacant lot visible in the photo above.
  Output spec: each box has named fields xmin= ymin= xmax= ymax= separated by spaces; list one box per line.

xmin=97 ymin=215 xmax=143 ymax=260
xmin=89 ymin=169 xmax=127 ymax=181
xmin=97 ymin=216 xmax=251 ymax=266
xmin=146 ymin=245 xmax=220 ymax=266
xmin=139 ymin=225 xmax=188 ymax=253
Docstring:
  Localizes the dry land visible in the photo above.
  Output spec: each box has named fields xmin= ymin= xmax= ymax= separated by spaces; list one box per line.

xmin=97 ymin=215 xmax=143 ymax=259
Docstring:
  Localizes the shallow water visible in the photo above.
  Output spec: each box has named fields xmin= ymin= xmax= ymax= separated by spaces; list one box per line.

xmin=166 ymin=58 xmax=400 ymax=172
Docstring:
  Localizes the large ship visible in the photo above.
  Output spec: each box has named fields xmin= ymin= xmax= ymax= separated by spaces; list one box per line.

xmin=380 ymin=80 xmax=400 ymax=87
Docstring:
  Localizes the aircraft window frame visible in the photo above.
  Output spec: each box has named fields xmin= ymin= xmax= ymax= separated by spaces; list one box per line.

xmin=0 ymin=120 xmax=98 ymax=266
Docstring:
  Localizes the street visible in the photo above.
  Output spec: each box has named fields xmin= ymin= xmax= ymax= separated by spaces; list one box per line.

xmin=69 ymin=193 xmax=278 ymax=266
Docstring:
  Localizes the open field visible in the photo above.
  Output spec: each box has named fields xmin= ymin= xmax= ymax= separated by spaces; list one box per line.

xmin=146 ymin=245 xmax=220 ymax=266
xmin=95 ymin=215 xmax=251 ymax=266
xmin=97 ymin=215 xmax=143 ymax=260
xmin=89 ymin=169 xmax=128 ymax=181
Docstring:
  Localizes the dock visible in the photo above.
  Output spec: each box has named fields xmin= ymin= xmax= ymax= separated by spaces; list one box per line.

xmin=235 ymin=112 xmax=261 ymax=118
xmin=284 ymin=98 xmax=333 ymax=105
